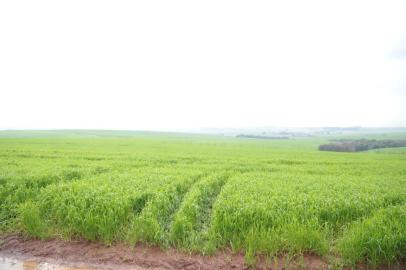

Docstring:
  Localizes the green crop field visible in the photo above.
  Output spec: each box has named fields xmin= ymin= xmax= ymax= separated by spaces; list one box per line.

xmin=1 ymin=130 xmax=406 ymax=268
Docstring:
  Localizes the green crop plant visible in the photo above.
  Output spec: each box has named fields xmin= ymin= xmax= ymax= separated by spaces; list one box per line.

xmin=0 ymin=130 xmax=405 ymax=268
xmin=338 ymin=204 xmax=406 ymax=267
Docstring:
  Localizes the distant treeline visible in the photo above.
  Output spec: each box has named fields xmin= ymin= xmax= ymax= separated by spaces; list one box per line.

xmin=236 ymin=134 xmax=289 ymax=140
xmin=319 ymin=139 xmax=406 ymax=152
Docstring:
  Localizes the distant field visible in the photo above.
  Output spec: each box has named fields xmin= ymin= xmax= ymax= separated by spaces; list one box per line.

xmin=1 ymin=130 xmax=406 ymax=268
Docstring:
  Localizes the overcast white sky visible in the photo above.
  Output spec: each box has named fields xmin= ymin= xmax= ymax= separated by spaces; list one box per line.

xmin=1 ymin=0 xmax=406 ymax=131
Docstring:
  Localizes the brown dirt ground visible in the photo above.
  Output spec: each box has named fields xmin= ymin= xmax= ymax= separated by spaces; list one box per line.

xmin=2 ymin=233 xmax=401 ymax=270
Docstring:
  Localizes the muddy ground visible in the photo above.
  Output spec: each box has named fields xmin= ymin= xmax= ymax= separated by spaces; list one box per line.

xmin=0 ymin=233 xmax=341 ymax=270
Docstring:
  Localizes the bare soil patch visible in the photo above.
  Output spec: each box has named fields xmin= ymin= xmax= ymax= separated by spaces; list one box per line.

xmin=0 ymin=233 xmax=328 ymax=269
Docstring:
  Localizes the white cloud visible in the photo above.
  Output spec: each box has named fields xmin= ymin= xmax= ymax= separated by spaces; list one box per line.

xmin=1 ymin=0 xmax=405 ymax=130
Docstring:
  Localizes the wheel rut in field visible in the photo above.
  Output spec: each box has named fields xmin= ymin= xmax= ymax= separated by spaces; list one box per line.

xmin=170 ymin=173 xmax=230 ymax=251
xmin=128 ymin=173 xmax=206 ymax=245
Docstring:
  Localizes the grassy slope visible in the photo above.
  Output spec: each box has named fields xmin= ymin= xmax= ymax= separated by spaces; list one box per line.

xmin=1 ymin=130 xmax=406 ymax=267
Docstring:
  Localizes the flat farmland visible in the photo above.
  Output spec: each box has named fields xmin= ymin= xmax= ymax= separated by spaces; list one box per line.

xmin=1 ymin=131 xmax=405 ymax=269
